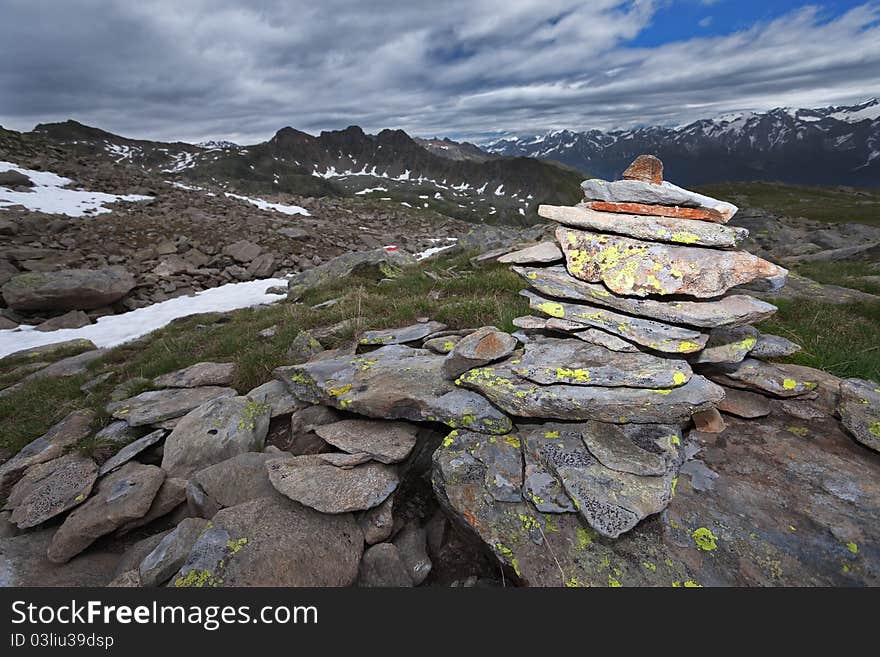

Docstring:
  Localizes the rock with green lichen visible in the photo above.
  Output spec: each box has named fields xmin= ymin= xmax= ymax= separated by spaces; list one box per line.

xmin=266 ymin=456 xmax=398 ymax=513
xmin=513 ymin=266 xmax=778 ymax=329
xmin=171 ymin=496 xmax=363 ymax=586
xmin=275 ymin=344 xmax=512 ymax=435
xmin=539 ymin=204 xmax=747 ymax=247
xmin=441 ymin=326 xmax=518 ymax=379
xmin=359 ymin=321 xmax=447 ymax=347
xmin=522 ymin=289 xmax=709 ymax=354
xmin=701 ymin=358 xmax=814 ymax=398
xmin=160 ymin=396 xmax=270 ymax=478
xmin=245 ymin=379 xmax=307 ymax=418
xmin=423 ymin=335 xmax=462 ymax=354
xmin=5 ymin=454 xmax=98 ymax=529
xmin=556 ymin=227 xmax=787 ymax=298
xmin=107 ymin=386 xmax=237 ymax=427
xmin=514 ymin=315 xmax=640 ymax=352
xmin=837 ymin=378 xmax=880 ymax=453
xmin=691 ymin=325 xmax=759 ymax=365
xmin=285 ymin=330 xmax=324 ymax=364
xmin=48 ymin=462 xmax=165 ymax=564
xmin=513 ymin=336 xmax=692 ymax=388
xmin=457 ymin=359 xmax=723 ymax=424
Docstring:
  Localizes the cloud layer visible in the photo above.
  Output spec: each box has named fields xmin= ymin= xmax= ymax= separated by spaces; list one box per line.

xmin=0 ymin=0 xmax=878 ymax=143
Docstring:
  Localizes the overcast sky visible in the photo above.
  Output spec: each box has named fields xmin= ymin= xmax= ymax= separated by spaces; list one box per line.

xmin=1 ymin=0 xmax=878 ymax=144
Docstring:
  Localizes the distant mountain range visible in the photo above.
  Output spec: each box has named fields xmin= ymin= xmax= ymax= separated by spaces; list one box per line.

xmin=486 ymin=99 xmax=880 ymax=187
xmin=24 ymin=121 xmax=583 ymax=225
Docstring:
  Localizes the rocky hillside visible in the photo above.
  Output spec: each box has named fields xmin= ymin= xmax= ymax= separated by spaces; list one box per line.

xmin=28 ymin=120 xmax=584 ymax=225
xmin=488 ymin=99 xmax=880 ymax=187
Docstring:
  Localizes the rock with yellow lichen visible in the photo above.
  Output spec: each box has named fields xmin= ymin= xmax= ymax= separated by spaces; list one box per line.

xmin=691 ymin=325 xmax=759 ymax=365
xmin=701 ymin=358 xmax=815 ymax=398
xmin=837 ymin=378 xmax=880 ymax=453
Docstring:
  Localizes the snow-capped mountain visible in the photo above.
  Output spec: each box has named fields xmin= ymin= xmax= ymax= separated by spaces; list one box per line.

xmin=486 ymin=99 xmax=880 ymax=187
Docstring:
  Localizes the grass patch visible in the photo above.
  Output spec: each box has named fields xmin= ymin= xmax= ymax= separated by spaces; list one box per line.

xmin=791 ymin=260 xmax=880 ymax=296
xmin=695 ymin=181 xmax=880 ymax=226
xmin=758 ymin=299 xmax=880 ymax=380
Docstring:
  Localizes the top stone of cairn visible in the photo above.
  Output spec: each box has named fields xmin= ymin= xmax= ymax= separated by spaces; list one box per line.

xmin=622 ymin=154 xmax=663 ymax=185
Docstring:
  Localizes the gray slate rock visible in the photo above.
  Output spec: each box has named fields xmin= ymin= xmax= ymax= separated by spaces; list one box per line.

xmin=35 ymin=310 xmax=91 ymax=332
xmin=392 ymin=525 xmax=432 ymax=585
xmin=580 ymin=178 xmax=738 ymax=221
xmin=276 ymin=344 xmax=512 ymax=435
xmin=357 ymin=495 xmax=395 ymax=544
xmin=497 ymin=241 xmax=563 ymax=264
xmin=246 ymin=379 xmax=306 ymax=418
xmin=692 ymin=325 xmax=759 ymax=365
xmin=99 ymin=429 xmax=166 ymax=476
xmin=266 ymin=457 xmax=398 ymax=513
xmin=161 ymin=396 xmax=270 ymax=478
xmin=139 ymin=517 xmax=210 ymax=587
xmin=703 ymin=359 xmax=814 ymax=398
xmin=750 ymin=333 xmax=802 ymax=359
xmin=108 ymin=386 xmax=237 ymax=427
xmin=6 ymin=454 xmax=98 ymax=529
xmin=194 ymin=452 xmax=280 ymax=507
xmin=116 ymin=477 xmax=188 ymax=535
xmin=0 ymin=529 xmax=118 ymax=587
xmin=315 ymin=419 xmax=418 ymax=464
xmin=359 ymin=321 xmax=446 ymax=346
xmin=286 ymin=331 xmax=324 ymax=364
xmin=837 ymin=378 xmax=880 ymax=452
xmin=171 ymin=496 xmax=363 ymax=587
xmin=153 ymin=362 xmax=236 ymax=388
xmin=48 ymin=462 xmax=165 ymax=563
xmin=287 ymin=248 xmax=414 ymax=301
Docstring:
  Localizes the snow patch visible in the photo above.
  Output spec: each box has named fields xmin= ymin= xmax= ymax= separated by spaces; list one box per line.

xmin=224 ymin=192 xmax=311 ymax=216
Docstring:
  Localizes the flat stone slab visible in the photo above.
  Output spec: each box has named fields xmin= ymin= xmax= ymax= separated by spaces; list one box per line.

xmin=108 ymin=387 xmax=237 ymax=427
xmin=750 ymin=333 xmax=802 ymax=359
xmin=837 ymin=378 xmax=880 ymax=452
xmin=557 ymin=227 xmax=787 ymax=298
xmin=171 ymin=496 xmax=363 ymax=587
xmin=266 ymin=457 xmax=399 ymax=513
xmin=514 ymin=265 xmax=777 ymax=328
xmin=497 ymin=241 xmax=563 ymax=264
xmin=98 ymin=429 xmax=166 ymax=476
xmin=193 ymin=452 xmax=280 ymax=508
xmin=458 ymin=360 xmax=724 ymax=424
xmin=691 ymin=325 xmax=759 ymax=365
xmin=540 ymin=204 xmax=747 ymax=247
xmin=48 ymin=462 xmax=165 ymax=563
xmin=717 ymin=387 xmax=771 ymax=419
xmin=703 ymin=359 xmax=815 ymax=398
xmin=442 ymin=326 xmax=518 ymax=379
xmin=359 ymin=321 xmax=447 ymax=346
xmin=514 ymin=315 xmax=639 ymax=352
xmin=315 ymin=419 xmax=419 ymax=464
xmin=580 ymin=178 xmax=738 ymax=222
xmin=6 ymin=454 xmax=98 ymax=529
xmin=139 ymin=517 xmax=209 ymax=587
xmin=585 ymin=200 xmax=725 ymax=223
xmin=153 ymin=362 xmax=236 ymax=388
xmin=275 ymin=344 xmax=512 ymax=435
xmin=0 ymin=529 xmax=118 ymax=587
xmin=523 ymin=289 xmax=708 ymax=354
xmin=161 ymin=396 xmax=270 ymax=478
xmin=513 ymin=337 xmax=692 ymax=388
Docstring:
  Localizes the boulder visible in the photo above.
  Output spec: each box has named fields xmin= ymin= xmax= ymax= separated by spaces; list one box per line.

xmin=423 ymin=335 xmax=462 ymax=354
xmin=108 ymin=386 xmax=236 ymax=427
xmin=540 ymin=204 xmax=746 ymax=247
xmin=6 ymin=454 xmax=98 ymax=529
xmin=557 ymin=227 xmax=786 ymax=298
xmin=315 ymin=419 xmax=418 ymax=464
xmin=287 ymin=248 xmax=415 ymax=301
xmin=580 ymin=178 xmax=738 ymax=222
xmin=48 ymin=462 xmax=165 ymax=563
xmin=523 ymin=290 xmax=708 ymax=354
xmin=837 ymin=379 xmax=880 ymax=452
xmin=223 ymin=240 xmax=262 ymax=263
xmin=2 ymin=268 xmax=136 ymax=311
xmin=171 ymin=496 xmax=363 ymax=587
xmin=441 ymin=326 xmax=518 ymax=379
xmin=458 ymin=360 xmax=724 ymax=424
xmin=0 ymin=530 xmax=118 ymax=586
xmin=276 ymin=345 xmax=512 ymax=435
xmin=0 ymin=338 xmax=96 ymax=363
xmin=267 ymin=457 xmax=398 ymax=513
xmin=153 ymin=362 xmax=236 ymax=388
xmin=0 ymin=169 xmax=34 ymax=189
xmin=285 ymin=331 xmax=324 ymax=364
xmin=161 ymin=396 xmax=270 ymax=478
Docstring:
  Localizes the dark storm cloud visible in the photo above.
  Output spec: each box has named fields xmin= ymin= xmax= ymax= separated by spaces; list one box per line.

xmin=0 ymin=0 xmax=878 ymax=143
